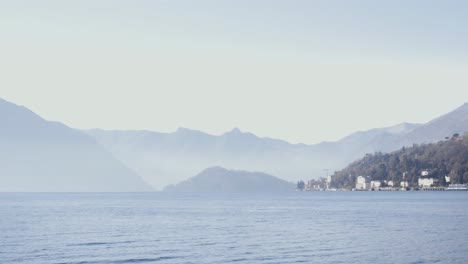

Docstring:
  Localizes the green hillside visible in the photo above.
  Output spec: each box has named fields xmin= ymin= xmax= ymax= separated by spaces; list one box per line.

xmin=331 ymin=133 xmax=468 ymax=189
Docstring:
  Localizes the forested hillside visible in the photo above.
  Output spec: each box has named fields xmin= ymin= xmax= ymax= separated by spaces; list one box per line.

xmin=87 ymin=103 xmax=467 ymax=190
xmin=331 ymin=133 xmax=468 ymax=189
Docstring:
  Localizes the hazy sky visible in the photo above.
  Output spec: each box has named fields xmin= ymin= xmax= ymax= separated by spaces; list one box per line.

xmin=1 ymin=0 xmax=467 ymax=144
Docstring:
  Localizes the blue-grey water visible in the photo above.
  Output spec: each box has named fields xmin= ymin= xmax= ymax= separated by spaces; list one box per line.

xmin=1 ymin=192 xmax=467 ymax=264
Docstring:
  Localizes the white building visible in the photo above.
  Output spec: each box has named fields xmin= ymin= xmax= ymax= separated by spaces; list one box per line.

xmin=418 ymin=178 xmax=434 ymax=187
xmin=326 ymin=175 xmax=332 ymax=189
xmin=356 ymin=176 xmax=368 ymax=190
xmin=445 ymin=176 xmax=451 ymax=183
xmin=421 ymin=170 xmax=429 ymax=176
xmin=400 ymin=181 xmax=409 ymax=188
xmin=305 ymin=180 xmax=321 ymax=191
xmin=387 ymin=180 xmax=394 ymax=187
xmin=370 ymin=181 xmax=381 ymax=189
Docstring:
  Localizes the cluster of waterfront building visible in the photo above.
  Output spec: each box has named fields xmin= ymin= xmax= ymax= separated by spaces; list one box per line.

xmin=353 ymin=174 xmax=467 ymax=191
xmin=299 ymin=170 xmax=468 ymax=191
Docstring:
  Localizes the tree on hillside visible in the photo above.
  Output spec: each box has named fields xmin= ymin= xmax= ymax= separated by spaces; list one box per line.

xmin=296 ymin=180 xmax=305 ymax=190
xmin=331 ymin=133 xmax=468 ymax=188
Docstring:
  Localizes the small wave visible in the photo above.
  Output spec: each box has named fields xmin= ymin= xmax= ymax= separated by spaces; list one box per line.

xmin=229 ymin=258 xmax=249 ymax=262
xmin=56 ymin=256 xmax=180 ymax=264
xmin=112 ymin=256 xmax=179 ymax=263
xmin=410 ymin=260 xmax=442 ymax=264
xmin=68 ymin=241 xmax=135 ymax=247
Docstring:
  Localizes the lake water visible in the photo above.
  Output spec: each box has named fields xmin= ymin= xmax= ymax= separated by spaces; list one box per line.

xmin=1 ymin=192 xmax=467 ymax=264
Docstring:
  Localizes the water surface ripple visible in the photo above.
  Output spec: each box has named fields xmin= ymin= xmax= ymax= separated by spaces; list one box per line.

xmin=1 ymin=192 xmax=467 ymax=264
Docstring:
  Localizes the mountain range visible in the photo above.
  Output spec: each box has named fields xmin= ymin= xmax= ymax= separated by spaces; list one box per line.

xmin=0 ymin=98 xmax=152 ymax=192
xmin=86 ymin=103 xmax=468 ymax=190
xmin=1 ymin=97 xmax=467 ymax=191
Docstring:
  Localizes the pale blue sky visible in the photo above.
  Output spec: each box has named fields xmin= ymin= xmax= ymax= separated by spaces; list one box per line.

xmin=1 ymin=1 xmax=467 ymax=144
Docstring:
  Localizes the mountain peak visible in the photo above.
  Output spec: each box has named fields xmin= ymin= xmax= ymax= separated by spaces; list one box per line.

xmin=221 ymin=127 xmax=244 ymax=136
xmin=229 ymin=127 xmax=242 ymax=134
xmin=164 ymin=166 xmax=294 ymax=193
xmin=384 ymin=122 xmax=420 ymax=134
xmin=459 ymin=102 xmax=468 ymax=109
xmin=176 ymin=127 xmax=191 ymax=133
xmin=175 ymin=127 xmax=204 ymax=134
xmin=447 ymin=102 xmax=468 ymax=114
xmin=201 ymin=166 xmax=227 ymax=173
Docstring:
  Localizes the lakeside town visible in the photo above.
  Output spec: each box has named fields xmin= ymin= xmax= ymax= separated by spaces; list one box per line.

xmin=296 ymin=170 xmax=468 ymax=192
xmin=297 ymin=134 xmax=468 ymax=192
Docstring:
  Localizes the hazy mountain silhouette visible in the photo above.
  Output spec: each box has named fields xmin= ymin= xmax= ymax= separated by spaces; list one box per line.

xmin=86 ymin=127 xmax=314 ymax=190
xmin=2 ymin=97 xmax=465 ymax=191
xmin=398 ymin=103 xmax=468 ymax=145
xmin=86 ymin=103 xmax=468 ymax=190
xmin=164 ymin=167 xmax=294 ymax=193
xmin=335 ymin=103 xmax=468 ymax=156
xmin=0 ymin=98 xmax=152 ymax=192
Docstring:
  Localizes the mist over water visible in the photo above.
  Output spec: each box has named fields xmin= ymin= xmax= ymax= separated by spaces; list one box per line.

xmin=1 ymin=192 xmax=467 ymax=264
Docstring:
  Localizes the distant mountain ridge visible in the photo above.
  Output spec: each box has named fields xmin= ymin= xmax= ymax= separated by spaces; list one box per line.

xmin=164 ymin=167 xmax=294 ymax=193
xmin=399 ymin=102 xmax=468 ymax=145
xmin=2 ymin=97 xmax=466 ymax=192
xmin=86 ymin=103 xmax=468 ymax=190
xmin=339 ymin=122 xmax=420 ymax=144
xmin=0 ymin=98 xmax=152 ymax=192
xmin=86 ymin=127 xmax=314 ymax=189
